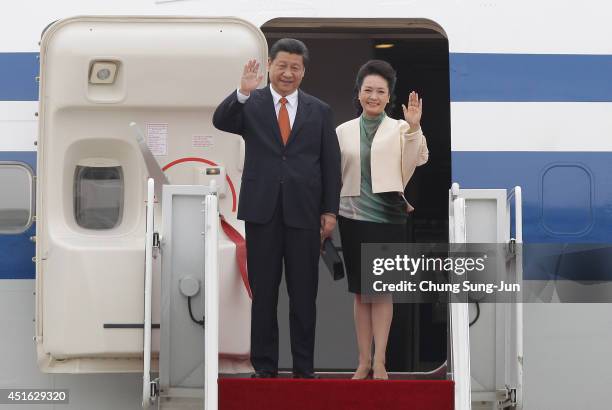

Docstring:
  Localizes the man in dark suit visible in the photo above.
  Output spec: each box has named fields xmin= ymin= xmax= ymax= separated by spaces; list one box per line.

xmin=213 ymin=39 xmax=341 ymax=378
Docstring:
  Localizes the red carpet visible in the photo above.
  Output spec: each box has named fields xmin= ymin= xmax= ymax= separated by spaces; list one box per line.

xmin=219 ymin=379 xmax=454 ymax=410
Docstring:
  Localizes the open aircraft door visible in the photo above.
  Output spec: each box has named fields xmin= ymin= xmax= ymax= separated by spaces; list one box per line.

xmin=35 ymin=16 xmax=266 ymax=380
xmin=449 ymin=183 xmax=524 ymax=410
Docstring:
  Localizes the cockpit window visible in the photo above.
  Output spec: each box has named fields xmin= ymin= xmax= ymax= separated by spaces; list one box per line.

xmin=0 ymin=162 xmax=34 ymax=234
xmin=74 ymin=166 xmax=124 ymax=230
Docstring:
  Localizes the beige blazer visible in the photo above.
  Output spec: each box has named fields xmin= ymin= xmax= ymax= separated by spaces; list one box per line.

xmin=336 ymin=115 xmax=429 ymax=199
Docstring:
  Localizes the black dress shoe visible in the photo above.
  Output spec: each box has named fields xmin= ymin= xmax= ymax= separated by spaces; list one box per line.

xmin=251 ymin=371 xmax=278 ymax=378
xmin=292 ymin=372 xmax=319 ymax=379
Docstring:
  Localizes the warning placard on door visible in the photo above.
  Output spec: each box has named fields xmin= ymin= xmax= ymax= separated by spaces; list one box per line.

xmin=192 ymin=135 xmax=214 ymax=148
xmin=146 ymin=123 xmax=168 ymax=156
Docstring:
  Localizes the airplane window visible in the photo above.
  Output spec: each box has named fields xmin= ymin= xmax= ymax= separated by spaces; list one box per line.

xmin=74 ymin=166 xmax=124 ymax=230
xmin=0 ymin=162 xmax=34 ymax=234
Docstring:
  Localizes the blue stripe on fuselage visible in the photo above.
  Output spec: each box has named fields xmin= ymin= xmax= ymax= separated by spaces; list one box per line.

xmin=2 ymin=52 xmax=612 ymax=101
xmin=453 ymin=151 xmax=612 ymax=243
xmin=0 ymin=53 xmax=39 ymax=101
xmin=454 ymin=151 xmax=612 ymax=281
xmin=449 ymin=53 xmax=612 ymax=102
xmin=2 ymin=150 xmax=611 ymax=280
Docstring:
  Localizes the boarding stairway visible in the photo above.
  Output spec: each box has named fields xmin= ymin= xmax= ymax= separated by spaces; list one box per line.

xmin=141 ymin=178 xmax=523 ymax=410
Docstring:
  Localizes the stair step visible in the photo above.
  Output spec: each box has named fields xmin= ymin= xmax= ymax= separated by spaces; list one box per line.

xmin=159 ymin=379 xmax=454 ymax=410
xmin=219 ymin=379 xmax=454 ymax=410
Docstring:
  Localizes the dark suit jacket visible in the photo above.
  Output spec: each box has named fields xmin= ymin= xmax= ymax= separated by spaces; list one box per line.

xmin=213 ymin=86 xmax=341 ymax=229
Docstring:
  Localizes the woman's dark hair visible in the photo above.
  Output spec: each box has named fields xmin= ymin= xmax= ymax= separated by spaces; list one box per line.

xmin=269 ymin=38 xmax=309 ymax=67
xmin=353 ymin=59 xmax=397 ymax=115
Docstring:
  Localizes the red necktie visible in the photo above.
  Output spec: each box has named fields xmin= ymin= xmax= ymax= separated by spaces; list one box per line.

xmin=278 ymin=97 xmax=291 ymax=145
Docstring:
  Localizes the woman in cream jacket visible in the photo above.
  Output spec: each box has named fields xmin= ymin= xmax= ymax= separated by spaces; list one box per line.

xmin=336 ymin=60 xmax=428 ymax=380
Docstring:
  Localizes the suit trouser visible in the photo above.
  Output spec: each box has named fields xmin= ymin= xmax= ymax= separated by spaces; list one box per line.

xmin=245 ymin=196 xmax=320 ymax=374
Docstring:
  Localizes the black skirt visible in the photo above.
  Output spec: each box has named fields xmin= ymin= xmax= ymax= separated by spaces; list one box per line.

xmin=338 ymin=215 xmax=408 ymax=294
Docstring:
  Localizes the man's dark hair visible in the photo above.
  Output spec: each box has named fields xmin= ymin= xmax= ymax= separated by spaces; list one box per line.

xmin=353 ymin=59 xmax=398 ymax=115
xmin=269 ymin=38 xmax=309 ymax=67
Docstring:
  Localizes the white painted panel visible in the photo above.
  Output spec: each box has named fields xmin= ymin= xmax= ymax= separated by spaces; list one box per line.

xmin=451 ymin=102 xmax=612 ymax=152
xmin=0 ymin=102 xmax=38 ymax=151
xmin=0 ymin=121 xmax=37 ymax=151
xmin=0 ymin=101 xmax=38 ymax=121
xmin=3 ymin=0 xmax=612 ymax=53
xmin=0 ymin=281 xmax=52 ymax=388
xmin=0 ymin=281 xmax=144 ymax=409
xmin=54 ymin=373 xmax=142 ymax=410
xmin=523 ymin=303 xmax=612 ymax=409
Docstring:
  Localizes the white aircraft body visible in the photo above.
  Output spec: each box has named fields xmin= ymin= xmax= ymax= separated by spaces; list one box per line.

xmin=1 ymin=1 xmax=612 ymax=409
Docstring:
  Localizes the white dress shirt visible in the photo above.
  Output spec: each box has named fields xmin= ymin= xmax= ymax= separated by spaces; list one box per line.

xmin=236 ymin=85 xmax=298 ymax=127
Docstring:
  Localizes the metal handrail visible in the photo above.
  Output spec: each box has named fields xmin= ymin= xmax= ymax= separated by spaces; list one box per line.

xmin=507 ymin=186 xmax=523 ymax=410
xmin=506 ymin=186 xmax=523 ymax=243
xmin=204 ymin=181 xmax=219 ymax=410
xmin=142 ymin=178 xmax=155 ymax=408
xmin=448 ymin=182 xmax=472 ymax=410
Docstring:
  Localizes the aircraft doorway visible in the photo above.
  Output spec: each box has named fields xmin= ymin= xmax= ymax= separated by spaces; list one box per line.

xmin=262 ymin=19 xmax=451 ymax=373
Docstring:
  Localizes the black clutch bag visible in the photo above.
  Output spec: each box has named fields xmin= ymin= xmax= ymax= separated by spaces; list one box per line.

xmin=321 ymin=238 xmax=345 ymax=281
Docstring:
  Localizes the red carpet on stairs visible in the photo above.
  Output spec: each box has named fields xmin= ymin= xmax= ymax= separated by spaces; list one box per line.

xmin=219 ymin=379 xmax=454 ymax=410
